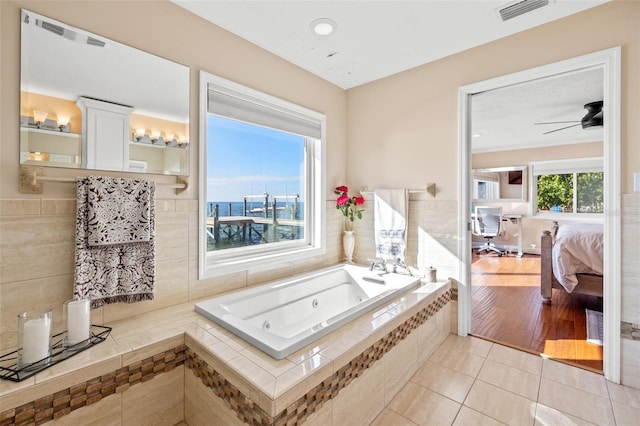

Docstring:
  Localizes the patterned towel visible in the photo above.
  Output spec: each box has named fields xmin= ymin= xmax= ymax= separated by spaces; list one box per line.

xmin=75 ymin=176 xmax=156 ymax=308
xmin=374 ymin=189 xmax=408 ymax=260
xmin=86 ymin=176 xmax=152 ymax=246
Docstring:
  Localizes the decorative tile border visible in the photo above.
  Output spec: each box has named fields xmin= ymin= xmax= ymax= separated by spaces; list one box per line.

xmin=621 ymin=321 xmax=640 ymax=340
xmin=187 ymin=289 xmax=452 ymax=426
xmin=0 ymin=288 xmax=453 ymax=425
xmin=0 ymin=346 xmax=187 ymax=426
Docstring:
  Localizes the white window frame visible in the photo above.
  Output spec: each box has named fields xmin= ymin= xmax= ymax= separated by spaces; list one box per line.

xmin=530 ymin=157 xmax=603 ymax=220
xmin=198 ymin=71 xmax=326 ymax=278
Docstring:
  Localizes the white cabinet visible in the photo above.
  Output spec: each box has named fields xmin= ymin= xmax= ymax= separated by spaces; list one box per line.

xmin=76 ymin=97 xmax=133 ymax=171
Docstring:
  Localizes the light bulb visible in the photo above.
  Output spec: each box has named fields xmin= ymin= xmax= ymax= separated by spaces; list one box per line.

xmin=33 ymin=110 xmax=48 ymax=127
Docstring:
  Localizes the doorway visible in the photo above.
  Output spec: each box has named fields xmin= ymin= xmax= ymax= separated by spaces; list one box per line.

xmin=457 ymin=48 xmax=621 ymax=382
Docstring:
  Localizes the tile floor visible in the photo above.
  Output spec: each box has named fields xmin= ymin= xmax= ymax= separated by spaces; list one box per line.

xmin=371 ymin=335 xmax=640 ymax=426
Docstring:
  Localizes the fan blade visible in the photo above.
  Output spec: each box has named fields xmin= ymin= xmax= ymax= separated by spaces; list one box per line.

xmin=534 ymin=121 xmax=581 ymax=125
xmin=542 ymin=123 xmax=582 ymax=135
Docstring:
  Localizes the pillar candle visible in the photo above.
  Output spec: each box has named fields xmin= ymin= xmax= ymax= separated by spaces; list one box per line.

xmin=66 ymin=299 xmax=90 ymax=345
xmin=21 ymin=317 xmax=51 ymax=364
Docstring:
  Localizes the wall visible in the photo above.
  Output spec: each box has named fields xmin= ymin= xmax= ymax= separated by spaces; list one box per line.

xmin=346 ymin=0 xmax=639 ymax=389
xmin=0 ymin=0 xmax=347 ymax=350
xmin=472 ymin=141 xmax=604 ymax=253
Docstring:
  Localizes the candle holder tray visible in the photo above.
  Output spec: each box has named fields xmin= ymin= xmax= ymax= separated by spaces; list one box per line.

xmin=0 ymin=325 xmax=111 ymax=382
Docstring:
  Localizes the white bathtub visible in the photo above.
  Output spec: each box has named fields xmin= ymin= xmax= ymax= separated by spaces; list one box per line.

xmin=194 ymin=264 xmax=421 ymax=359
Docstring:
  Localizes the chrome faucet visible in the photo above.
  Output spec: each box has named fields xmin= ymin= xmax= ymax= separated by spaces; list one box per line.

xmin=392 ymin=257 xmax=413 ymax=276
xmin=369 ymin=258 xmax=387 ymax=272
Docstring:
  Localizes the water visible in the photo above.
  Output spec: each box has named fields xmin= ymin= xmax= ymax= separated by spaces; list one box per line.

xmin=207 ymin=201 xmax=304 ymax=221
xmin=206 ymin=201 xmax=305 ymax=250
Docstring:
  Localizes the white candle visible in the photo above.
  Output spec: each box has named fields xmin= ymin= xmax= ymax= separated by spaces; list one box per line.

xmin=66 ymin=299 xmax=90 ymax=345
xmin=21 ymin=317 xmax=51 ymax=364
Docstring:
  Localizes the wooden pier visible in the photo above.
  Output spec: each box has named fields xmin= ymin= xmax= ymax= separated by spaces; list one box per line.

xmin=206 ymin=193 xmax=303 ymax=246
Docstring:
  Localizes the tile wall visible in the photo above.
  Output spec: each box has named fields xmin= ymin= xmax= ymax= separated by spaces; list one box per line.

xmin=1 ymin=192 xmax=637 ymax=390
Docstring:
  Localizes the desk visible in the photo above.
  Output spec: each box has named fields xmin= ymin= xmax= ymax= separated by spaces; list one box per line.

xmin=503 ymin=214 xmax=524 ymax=257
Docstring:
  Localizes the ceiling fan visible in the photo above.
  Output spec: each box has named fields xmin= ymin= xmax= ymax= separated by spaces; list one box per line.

xmin=534 ymin=101 xmax=603 ymax=135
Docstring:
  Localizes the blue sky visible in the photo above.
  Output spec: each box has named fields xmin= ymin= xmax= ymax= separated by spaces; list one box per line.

xmin=207 ymin=115 xmax=304 ymax=202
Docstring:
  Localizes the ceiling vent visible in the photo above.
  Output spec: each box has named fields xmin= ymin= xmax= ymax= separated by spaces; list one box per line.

xmin=497 ymin=0 xmax=552 ymax=21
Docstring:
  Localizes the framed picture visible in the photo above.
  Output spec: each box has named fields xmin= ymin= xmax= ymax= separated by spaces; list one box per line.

xmin=508 ymin=170 xmax=523 ymax=185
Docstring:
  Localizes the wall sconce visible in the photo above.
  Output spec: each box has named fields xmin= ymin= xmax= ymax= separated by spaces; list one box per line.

xmin=165 ymin=133 xmax=177 ymax=147
xmin=56 ymin=114 xmax=71 ymax=132
xmin=33 ymin=110 xmax=48 ymax=128
xmin=178 ymin=135 xmax=189 ymax=148
xmin=133 ymin=128 xmax=152 ymax=144
xmin=151 ymin=130 xmax=165 ymax=146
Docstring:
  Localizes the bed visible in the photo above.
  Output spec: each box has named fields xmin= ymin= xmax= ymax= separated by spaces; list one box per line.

xmin=540 ymin=221 xmax=604 ymax=304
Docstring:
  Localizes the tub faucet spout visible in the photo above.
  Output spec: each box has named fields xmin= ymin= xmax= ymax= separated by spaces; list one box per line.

xmin=369 ymin=258 xmax=387 ymax=272
xmin=392 ymin=258 xmax=413 ymax=276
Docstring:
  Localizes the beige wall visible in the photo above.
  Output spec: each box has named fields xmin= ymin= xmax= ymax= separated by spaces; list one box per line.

xmin=346 ymin=0 xmax=640 ymax=388
xmin=0 ymin=0 xmax=346 ymax=349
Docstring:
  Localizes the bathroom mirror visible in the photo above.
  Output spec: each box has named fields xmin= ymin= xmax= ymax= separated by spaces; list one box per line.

xmin=19 ymin=9 xmax=190 ymax=176
xmin=472 ymin=166 xmax=527 ymax=202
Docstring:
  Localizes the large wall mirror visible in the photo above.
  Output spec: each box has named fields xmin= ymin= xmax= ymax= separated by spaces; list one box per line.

xmin=472 ymin=165 xmax=527 ymax=202
xmin=20 ymin=9 xmax=190 ymax=176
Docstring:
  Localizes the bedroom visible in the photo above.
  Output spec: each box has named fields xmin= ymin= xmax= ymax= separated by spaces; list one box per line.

xmin=469 ymin=67 xmax=605 ymax=371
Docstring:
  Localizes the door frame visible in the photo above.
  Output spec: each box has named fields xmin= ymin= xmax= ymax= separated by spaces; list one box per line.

xmin=457 ymin=47 xmax=621 ymax=383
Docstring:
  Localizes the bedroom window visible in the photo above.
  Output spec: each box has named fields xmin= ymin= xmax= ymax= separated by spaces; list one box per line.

xmin=531 ymin=158 xmax=603 ymax=215
xmin=198 ymin=71 xmax=326 ymax=278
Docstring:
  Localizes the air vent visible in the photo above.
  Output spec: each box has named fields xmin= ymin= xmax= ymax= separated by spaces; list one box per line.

xmin=34 ymin=18 xmax=106 ymax=48
xmin=497 ymin=0 xmax=551 ymax=21
xmin=86 ymin=37 xmax=106 ymax=48
xmin=35 ymin=19 xmax=64 ymax=36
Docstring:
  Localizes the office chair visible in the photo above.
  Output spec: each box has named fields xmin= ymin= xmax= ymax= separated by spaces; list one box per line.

xmin=473 ymin=206 xmax=506 ymax=256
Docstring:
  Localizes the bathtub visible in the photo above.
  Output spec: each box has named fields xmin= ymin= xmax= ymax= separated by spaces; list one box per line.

xmin=194 ymin=264 xmax=421 ymax=359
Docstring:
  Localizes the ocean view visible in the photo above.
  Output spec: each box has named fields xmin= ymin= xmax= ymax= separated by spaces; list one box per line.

xmin=206 ymin=201 xmax=305 ymax=250
xmin=207 ymin=200 xmax=304 ymax=221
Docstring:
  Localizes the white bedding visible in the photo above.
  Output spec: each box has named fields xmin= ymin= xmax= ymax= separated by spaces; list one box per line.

xmin=552 ymin=223 xmax=603 ymax=293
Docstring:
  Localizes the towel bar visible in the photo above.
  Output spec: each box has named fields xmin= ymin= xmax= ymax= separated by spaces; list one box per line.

xmin=359 ymin=183 xmax=436 ymax=198
xmin=19 ymin=165 xmax=189 ymax=194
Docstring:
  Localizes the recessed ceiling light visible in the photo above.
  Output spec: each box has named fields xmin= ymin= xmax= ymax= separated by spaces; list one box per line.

xmin=311 ymin=18 xmax=336 ymax=36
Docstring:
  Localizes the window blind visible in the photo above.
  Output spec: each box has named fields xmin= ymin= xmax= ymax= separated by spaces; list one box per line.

xmin=207 ymin=87 xmax=322 ymax=139
xmin=531 ymin=157 xmax=603 ymax=176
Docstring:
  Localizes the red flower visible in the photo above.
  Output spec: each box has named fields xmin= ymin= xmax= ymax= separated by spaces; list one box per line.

xmin=334 ymin=185 xmax=365 ymax=229
xmin=336 ymin=194 xmax=349 ymax=206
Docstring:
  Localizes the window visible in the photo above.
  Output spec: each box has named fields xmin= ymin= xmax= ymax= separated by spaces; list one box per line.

xmin=199 ymin=72 xmax=325 ymax=278
xmin=531 ymin=158 xmax=603 ymax=215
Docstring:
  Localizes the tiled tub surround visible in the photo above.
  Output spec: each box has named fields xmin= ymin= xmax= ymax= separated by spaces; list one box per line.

xmin=0 ymin=280 xmax=451 ymax=425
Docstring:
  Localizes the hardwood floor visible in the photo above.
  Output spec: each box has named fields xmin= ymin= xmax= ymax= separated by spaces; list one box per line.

xmin=470 ymin=253 xmax=603 ymax=372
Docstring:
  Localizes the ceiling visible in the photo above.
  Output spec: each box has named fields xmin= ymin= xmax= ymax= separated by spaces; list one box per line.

xmin=172 ymin=0 xmax=609 ymax=90
xmin=173 ymin=0 xmax=608 ymax=152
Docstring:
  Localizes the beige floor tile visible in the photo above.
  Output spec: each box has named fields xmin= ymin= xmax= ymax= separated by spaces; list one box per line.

xmin=453 ymin=406 xmax=506 ymax=426
xmin=478 ymin=359 xmax=540 ymax=401
xmin=538 ymin=378 xmax=615 ymax=425
xmin=486 ymin=343 xmax=543 ymax=376
xmin=464 ymin=380 xmax=536 ymax=426
xmin=388 ymin=382 xmax=461 ymax=426
xmin=534 ymin=404 xmax=598 ymax=426
xmin=612 ymin=401 xmax=640 ymax=426
xmin=411 ymin=360 xmax=475 ymax=403
xmin=607 ymin=380 xmax=640 ymax=409
xmin=542 ymin=359 xmax=608 ymax=398
xmin=429 ymin=345 xmax=486 ymax=378
xmin=371 ymin=408 xmax=419 ymax=426
xmin=439 ymin=335 xmax=493 ymax=358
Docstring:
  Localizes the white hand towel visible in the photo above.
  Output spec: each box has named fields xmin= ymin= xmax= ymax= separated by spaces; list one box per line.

xmin=374 ymin=189 xmax=408 ymax=260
